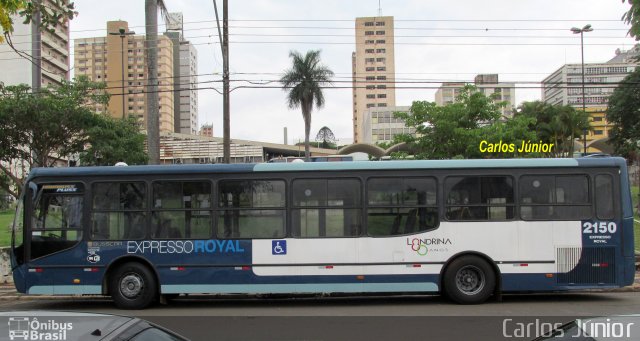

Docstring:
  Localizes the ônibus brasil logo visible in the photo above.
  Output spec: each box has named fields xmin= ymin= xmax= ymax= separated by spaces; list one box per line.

xmin=406 ymin=238 xmax=452 ymax=256
xmin=7 ymin=317 xmax=72 ymax=341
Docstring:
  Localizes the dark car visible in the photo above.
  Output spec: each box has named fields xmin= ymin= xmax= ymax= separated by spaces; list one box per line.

xmin=0 ymin=311 xmax=189 ymax=341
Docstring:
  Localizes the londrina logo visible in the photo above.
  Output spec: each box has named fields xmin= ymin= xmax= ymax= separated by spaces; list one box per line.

xmin=8 ymin=317 xmax=72 ymax=341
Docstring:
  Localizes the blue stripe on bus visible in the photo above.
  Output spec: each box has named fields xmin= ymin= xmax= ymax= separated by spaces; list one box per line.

xmin=160 ymin=282 xmax=438 ymax=294
xmin=254 ymin=158 xmax=580 ymax=172
xmin=28 ymin=285 xmax=102 ymax=295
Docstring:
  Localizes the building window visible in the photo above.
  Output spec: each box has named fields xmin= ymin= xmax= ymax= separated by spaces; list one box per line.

xmin=366 ymin=94 xmax=375 ymax=99
xmin=377 ymin=67 xmax=386 ymax=71
xmin=376 ymin=30 xmax=385 ymax=35
xmin=366 ymin=85 xmax=375 ymax=89
xmin=365 ymin=40 xmax=375 ymax=44
xmin=366 ymin=67 xmax=375 ymax=71
xmin=377 ymin=94 xmax=387 ymax=98
xmin=376 ymin=57 xmax=386 ymax=63
xmin=594 ymin=130 xmax=603 ymax=135
xmin=365 ymin=49 xmax=375 ymax=53
xmin=377 ymin=103 xmax=387 ymax=107
xmin=376 ymin=39 xmax=386 ymax=44
xmin=376 ymin=76 xmax=387 ymax=80
xmin=365 ymin=57 xmax=375 ymax=63
xmin=364 ymin=22 xmax=374 ymax=26
xmin=377 ymin=84 xmax=387 ymax=89
xmin=375 ymin=21 xmax=385 ymax=26
xmin=365 ymin=31 xmax=374 ymax=36
xmin=376 ymin=48 xmax=386 ymax=53
xmin=593 ymin=116 xmax=603 ymax=122
xmin=366 ymin=76 xmax=376 ymax=81
xmin=366 ymin=103 xmax=376 ymax=108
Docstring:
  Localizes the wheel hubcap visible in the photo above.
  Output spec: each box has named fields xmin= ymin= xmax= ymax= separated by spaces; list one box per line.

xmin=455 ymin=265 xmax=485 ymax=295
xmin=120 ymin=273 xmax=144 ymax=299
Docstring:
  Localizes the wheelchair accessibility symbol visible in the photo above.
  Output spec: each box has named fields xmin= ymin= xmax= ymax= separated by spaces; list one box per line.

xmin=272 ymin=240 xmax=287 ymax=255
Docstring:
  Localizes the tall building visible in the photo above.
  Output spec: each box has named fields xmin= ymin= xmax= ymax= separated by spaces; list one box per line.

xmin=0 ymin=0 xmax=70 ymax=88
xmin=164 ymin=12 xmax=199 ymax=135
xmin=74 ymin=21 xmax=175 ymax=132
xmin=541 ymin=46 xmax=639 ymax=147
xmin=434 ymin=74 xmax=516 ymax=117
xmin=200 ymin=123 xmax=213 ymax=137
xmin=361 ymin=106 xmax=415 ymax=144
xmin=352 ymin=16 xmax=396 ymax=143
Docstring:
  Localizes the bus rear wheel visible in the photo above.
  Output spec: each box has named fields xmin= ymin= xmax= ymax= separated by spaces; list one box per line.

xmin=443 ymin=256 xmax=495 ymax=304
xmin=110 ymin=262 xmax=157 ymax=309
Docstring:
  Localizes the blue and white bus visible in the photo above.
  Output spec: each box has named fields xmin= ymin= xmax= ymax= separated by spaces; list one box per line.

xmin=10 ymin=157 xmax=635 ymax=309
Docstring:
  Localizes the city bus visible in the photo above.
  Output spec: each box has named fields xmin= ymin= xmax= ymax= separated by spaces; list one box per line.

xmin=10 ymin=157 xmax=635 ymax=309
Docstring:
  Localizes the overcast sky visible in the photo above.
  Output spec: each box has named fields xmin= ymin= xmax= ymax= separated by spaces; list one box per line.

xmin=69 ymin=0 xmax=637 ymax=144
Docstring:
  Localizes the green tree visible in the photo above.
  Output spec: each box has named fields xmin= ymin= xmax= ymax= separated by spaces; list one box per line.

xmin=280 ymin=50 xmax=334 ymax=161
xmin=517 ymin=101 xmax=590 ymax=157
xmin=623 ymin=0 xmax=640 ymax=40
xmin=606 ymin=67 xmax=640 ymax=159
xmin=315 ymin=126 xmax=336 ymax=149
xmin=1 ymin=0 xmax=76 ymax=43
xmin=80 ymin=116 xmax=148 ymax=166
xmin=0 ymin=76 xmax=109 ymax=197
xmin=394 ymin=85 xmax=506 ymax=159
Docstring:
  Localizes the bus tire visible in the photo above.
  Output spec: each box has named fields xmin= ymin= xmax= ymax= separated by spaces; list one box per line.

xmin=110 ymin=262 xmax=157 ymax=309
xmin=443 ymin=256 xmax=495 ymax=304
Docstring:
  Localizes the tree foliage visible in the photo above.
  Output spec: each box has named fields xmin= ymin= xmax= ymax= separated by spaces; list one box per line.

xmin=280 ymin=50 xmax=334 ymax=160
xmin=393 ymin=87 xmax=589 ymax=160
xmin=315 ymin=126 xmax=336 ymax=149
xmin=80 ymin=116 xmax=148 ymax=166
xmin=516 ymin=101 xmax=590 ymax=157
xmin=0 ymin=0 xmax=76 ymax=43
xmin=0 ymin=77 xmax=147 ymax=198
xmin=623 ymin=0 xmax=640 ymax=41
xmin=606 ymin=67 xmax=640 ymax=159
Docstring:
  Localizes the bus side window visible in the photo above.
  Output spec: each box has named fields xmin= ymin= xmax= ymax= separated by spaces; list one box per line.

xmin=91 ymin=182 xmax=147 ymax=240
xmin=595 ymin=174 xmax=614 ymax=220
xmin=367 ymin=177 xmax=438 ymax=236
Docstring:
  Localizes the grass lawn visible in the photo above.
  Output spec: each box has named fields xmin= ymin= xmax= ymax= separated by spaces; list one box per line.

xmin=0 ymin=209 xmax=14 ymax=247
xmin=632 ymin=186 xmax=640 ymax=252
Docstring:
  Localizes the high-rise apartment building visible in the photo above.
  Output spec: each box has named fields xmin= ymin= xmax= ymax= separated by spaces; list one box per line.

xmin=164 ymin=12 xmax=199 ymax=135
xmin=0 ymin=0 xmax=70 ymax=88
xmin=541 ymin=46 xmax=639 ymax=148
xmin=75 ymin=21 xmax=175 ymax=132
xmin=352 ymin=16 xmax=396 ymax=143
xmin=434 ymin=74 xmax=516 ymax=117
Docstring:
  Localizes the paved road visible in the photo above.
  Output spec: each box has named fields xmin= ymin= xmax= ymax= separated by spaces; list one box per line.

xmin=1 ymin=292 xmax=640 ymax=340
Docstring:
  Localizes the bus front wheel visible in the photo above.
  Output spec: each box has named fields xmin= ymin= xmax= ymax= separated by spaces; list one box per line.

xmin=443 ymin=256 xmax=495 ymax=304
xmin=110 ymin=262 xmax=157 ymax=309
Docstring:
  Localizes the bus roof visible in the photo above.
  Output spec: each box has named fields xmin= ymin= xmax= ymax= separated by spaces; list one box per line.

xmin=26 ymin=157 xmax=626 ymax=180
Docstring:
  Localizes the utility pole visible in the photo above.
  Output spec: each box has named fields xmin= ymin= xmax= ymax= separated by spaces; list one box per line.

xmin=222 ymin=0 xmax=230 ymax=163
xmin=31 ymin=0 xmax=42 ymax=93
xmin=145 ymin=0 xmax=160 ymax=164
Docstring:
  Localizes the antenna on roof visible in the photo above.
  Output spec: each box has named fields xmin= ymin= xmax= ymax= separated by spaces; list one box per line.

xmin=378 ymin=0 xmax=382 ymax=16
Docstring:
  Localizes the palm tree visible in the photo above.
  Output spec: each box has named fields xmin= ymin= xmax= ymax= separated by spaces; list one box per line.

xmin=280 ymin=50 xmax=334 ymax=161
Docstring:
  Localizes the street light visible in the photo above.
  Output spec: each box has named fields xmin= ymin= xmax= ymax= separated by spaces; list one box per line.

xmin=571 ymin=24 xmax=593 ymax=156
xmin=109 ymin=27 xmax=136 ymax=119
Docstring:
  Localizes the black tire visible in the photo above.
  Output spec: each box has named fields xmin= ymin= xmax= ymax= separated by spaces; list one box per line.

xmin=443 ymin=256 xmax=495 ymax=304
xmin=109 ymin=262 xmax=157 ymax=309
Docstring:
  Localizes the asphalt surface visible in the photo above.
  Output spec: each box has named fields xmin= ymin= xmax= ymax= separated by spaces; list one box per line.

xmin=1 ymin=291 xmax=640 ymax=340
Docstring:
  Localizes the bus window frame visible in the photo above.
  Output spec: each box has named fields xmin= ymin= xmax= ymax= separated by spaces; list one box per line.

xmin=518 ymin=173 xmax=593 ymax=221
xmin=442 ymin=174 xmax=516 ymax=222
xmin=27 ymin=181 xmax=87 ymax=262
xmin=149 ymin=179 xmax=215 ymax=240
xmin=216 ymin=177 xmax=288 ymax=240
xmin=365 ymin=175 xmax=440 ymax=237
xmin=89 ymin=180 xmax=149 ymax=241
xmin=290 ymin=176 xmax=363 ymax=239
